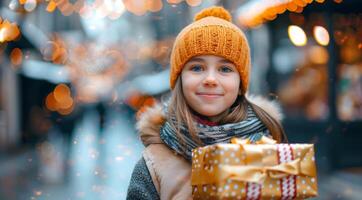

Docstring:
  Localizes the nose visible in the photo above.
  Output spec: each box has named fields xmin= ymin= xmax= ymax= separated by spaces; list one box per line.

xmin=203 ymin=71 xmax=217 ymax=87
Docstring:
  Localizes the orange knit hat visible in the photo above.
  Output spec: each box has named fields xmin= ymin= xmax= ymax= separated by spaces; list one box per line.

xmin=170 ymin=6 xmax=251 ymax=94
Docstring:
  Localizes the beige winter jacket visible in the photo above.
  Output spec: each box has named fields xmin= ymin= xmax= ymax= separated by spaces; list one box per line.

xmin=136 ymin=96 xmax=283 ymax=200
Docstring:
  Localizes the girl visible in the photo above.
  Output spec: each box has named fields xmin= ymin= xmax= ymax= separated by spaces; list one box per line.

xmin=127 ymin=6 xmax=286 ymax=200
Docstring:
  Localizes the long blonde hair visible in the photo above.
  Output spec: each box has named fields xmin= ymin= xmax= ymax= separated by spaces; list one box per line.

xmin=166 ymin=78 xmax=287 ymax=146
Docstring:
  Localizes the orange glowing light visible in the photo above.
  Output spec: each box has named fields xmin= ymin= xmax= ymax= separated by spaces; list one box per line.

xmin=10 ymin=48 xmax=23 ymax=66
xmin=294 ymin=0 xmax=307 ymax=7
xmin=123 ymin=0 xmax=147 ymax=16
xmin=136 ymin=97 xmax=156 ymax=119
xmin=54 ymin=0 xmax=86 ymax=16
xmin=46 ymin=84 xmax=75 ymax=115
xmin=309 ymin=46 xmax=329 ymax=65
xmin=143 ymin=97 xmax=156 ymax=107
xmin=147 ymin=0 xmax=163 ymax=12
xmin=58 ymin=102 xmax=74 ymax=115
xmin=54 ymin=84 xmax=71 ymax=103
xmin=0 ymin=20 xmax=21 ymax=42
xmin=294 ymin=6 xmax=304 ymax=13
xmin=42 ymin=41 xmax=60 ymax=61
xmin=238 ymin=0 xmax=318 ymax=28
xmin=57 ymin=96 xmax=73 ymax=109
xmin=52 ymin=47 xmax=68 ymax=64
xmin=127 ymin=92 xmax=143 ymax=109
xmin=286 ymin=2 xmax=298 ymax=12
xmin=42 ymin=37 xmax=68 ymax=64
xmin=167 ymin=0 xmax=183 ymax=4
xmin=186 ymin=0 xmax=202 ymax=7
xmin=45 ymin=92 xmax=57 ymax=111
xmin=273 ymin=4 xmax=286 ymax=14
xmin=46 ymin=0 xmax=57 ymax=12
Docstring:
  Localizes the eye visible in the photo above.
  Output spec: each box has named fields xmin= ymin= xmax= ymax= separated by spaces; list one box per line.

xmin=219 ymin=66 xmax=233 ymax=73
xmin=190 ymin=64 xmax=203 ymax=72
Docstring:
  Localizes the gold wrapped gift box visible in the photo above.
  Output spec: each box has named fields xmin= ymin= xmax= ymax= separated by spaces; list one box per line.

xmin=191 ymin=137 xmax=318 ymax=200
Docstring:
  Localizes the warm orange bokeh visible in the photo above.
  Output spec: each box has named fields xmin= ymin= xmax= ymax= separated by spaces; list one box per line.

xmin=46 ymin=84 xmax=75 ymax=115
xmin=45 ymin=92 xmax=58 ymax=111
xmin=167 ymin=0 xmax=183 ymax=4
xmin=186 ymin=0 xmax=202 ymax=7
xmin=41 ymin=35 xmax=68 ymax=64
xmin=238 ymin=0 xmax=322 ymax=28
xmin=10 ymin=48 xmax=23 ymax=66
xmin=136 ymin=96 xmax=157 ymax=120
xmin=123 ymin=0 xmax=147 ymax=16
xmin=46 ymin=0 xmax=57 ymax=12
xmin=147 ymin=0 xmax=163 ymax=12
xmin=0 ymin=19 xmax=21 ymax=42
xmin=57 ymin=103 xmax=74 ymax=115
xmin=54 ymin=84 xmax=71 ymax=103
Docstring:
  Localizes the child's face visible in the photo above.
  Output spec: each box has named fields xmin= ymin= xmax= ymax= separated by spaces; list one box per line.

xmin=181 ymin=55 xmax=240 ymax=118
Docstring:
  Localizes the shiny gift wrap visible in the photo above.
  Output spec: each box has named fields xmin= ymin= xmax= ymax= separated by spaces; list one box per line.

xmin=191 ymin=137 xmax=318 ymax=199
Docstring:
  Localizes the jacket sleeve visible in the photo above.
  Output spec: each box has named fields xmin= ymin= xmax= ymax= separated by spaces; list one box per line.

xmin=126 ymin=157 xmax=160 ymax=200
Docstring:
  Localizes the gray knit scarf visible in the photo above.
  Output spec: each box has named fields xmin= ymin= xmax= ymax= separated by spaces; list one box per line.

xmin=160 ymin=105 xmax=270 ymax=162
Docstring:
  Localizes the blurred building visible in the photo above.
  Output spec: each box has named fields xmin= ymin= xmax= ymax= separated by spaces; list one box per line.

xmin=238 ymin=0 xmax=362 ymax=171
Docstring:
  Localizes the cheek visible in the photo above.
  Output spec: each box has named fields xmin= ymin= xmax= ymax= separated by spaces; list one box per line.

xmin=181 ymin=75 xmax=194 ymax=99
xmin=181 ymin=73 xmax=198 ymax=90
xmin=224 ymin=76 xmax=240 ymax=93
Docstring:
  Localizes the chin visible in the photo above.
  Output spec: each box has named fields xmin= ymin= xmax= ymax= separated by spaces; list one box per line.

xmin=196 ymin=109 xmax=223 ymax=117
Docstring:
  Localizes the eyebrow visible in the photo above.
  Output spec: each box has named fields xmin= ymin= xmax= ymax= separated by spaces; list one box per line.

xmin=219 ymin=59 xmax=234 ymax=64
xmin=188 ymin=57 xmax=234 ymax=64
xmin=188 ymin=57 xmax=205 ymax=62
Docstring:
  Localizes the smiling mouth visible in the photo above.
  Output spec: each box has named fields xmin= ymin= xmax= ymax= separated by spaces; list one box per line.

xmin=196 ymin=93 xmax=224 ymax=97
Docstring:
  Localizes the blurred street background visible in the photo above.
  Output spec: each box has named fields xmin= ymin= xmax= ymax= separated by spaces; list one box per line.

xmin=0 ymin=0 xmax=361 ymax=199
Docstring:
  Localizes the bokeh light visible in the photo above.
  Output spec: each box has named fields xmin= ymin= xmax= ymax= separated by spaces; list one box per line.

xmin=147 ymin=0 xmax=163 ymax=12
xmin=308 ymin=46 xmax=329 ymax=65
xmin=45 ymin=92 xmax=58 ymax=111
xmin=123 ymin=0 xmax=147 ymax=16
xmin=42 ymin=41 xmax=60 ymax=61
xmin=24 ymin=0 xmax=37 ymax=12
xmin=46 ymin=0 xmax=57 ymax=12
xmin=167 ymin=0 xmax=183 ymax=4
xmin=186 ymin=0 xmax=202 ymax=7
xmin=288 ymin=25 xmax=307 ymax=46
xmin=0 ymin=20 xmax=21 ymax=42
xmin=54 ymin=84 xmax=71 ymax=103
xmin=313 ymin=26 xmax=330 ymax=46
xmin=45 ymin=84 xmax=75 ymax=115
xmin=10 ymin=47 xmax=23 ymax=66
